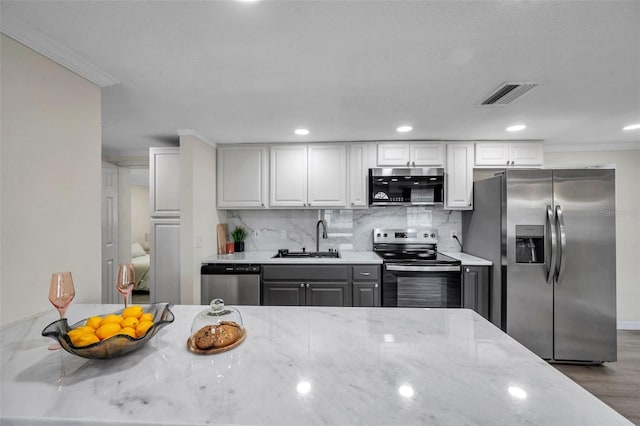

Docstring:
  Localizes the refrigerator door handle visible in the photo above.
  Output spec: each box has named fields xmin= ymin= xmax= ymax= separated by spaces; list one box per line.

xmin=546 ymin=205 xmax=557 ymax=284
xmin=555 ymin=205 xmax=567 ymax=284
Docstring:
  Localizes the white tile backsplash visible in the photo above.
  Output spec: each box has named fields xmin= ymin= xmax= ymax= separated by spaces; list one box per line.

xmin=226 ymin=207 xmax=462 ymax=253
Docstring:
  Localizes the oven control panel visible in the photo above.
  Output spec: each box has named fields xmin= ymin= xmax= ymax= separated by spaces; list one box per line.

xmin=373 ymin=228 xmax=438 ymax=244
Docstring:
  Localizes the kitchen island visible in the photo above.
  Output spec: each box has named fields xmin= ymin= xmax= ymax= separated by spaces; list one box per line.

xmin=0 ymin=304 xmax=631 ymax=425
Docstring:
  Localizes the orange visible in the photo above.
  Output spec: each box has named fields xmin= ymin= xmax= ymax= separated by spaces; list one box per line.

xmin=121 ymin=317 xmax=139 ymax=328
xmin=101 ymin=314 xmax=124 ymax=325
xmin=96 ymin=323 xmax=122 ymax=340
xmin=140 ymin=313 xmax=154 ymax=323
xmin=122 ymin=305 xmax=144 ymax=319
xmin=118 ymin=327 xmax=137 ymax=338
xmin=72 ymin=325 xmax=96 ymax=335
xmin=71 ymin=333 xmax=100 ymax=347
xmin=135 ymin=321 xmax=154 ymax=338
xmin=85 ymin=316 xmax=102 ymax=330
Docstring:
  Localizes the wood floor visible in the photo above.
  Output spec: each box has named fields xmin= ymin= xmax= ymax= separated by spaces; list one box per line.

xmin=553 ymin=331 xmax=640 ymax=425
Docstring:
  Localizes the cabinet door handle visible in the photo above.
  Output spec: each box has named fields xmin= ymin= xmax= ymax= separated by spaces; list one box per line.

xmin=300 ymin=283 xmax=304 ymax=288
xmin=412 ymin=161 xmax=415 ymax=167
xmin=306 ymin=283 xmax=310 ymax=288
xmin=359 ymin=272 xmax=371 ymax=276
xmin=465 ymin=268 xmax=470 ymax=273
xmin=374 ymin=283 xmax=378 ymax=288
xmin=406 ymin=161 xmax=410 ymax=167
xmin=261 ymin=202 xmax=264 ymax=207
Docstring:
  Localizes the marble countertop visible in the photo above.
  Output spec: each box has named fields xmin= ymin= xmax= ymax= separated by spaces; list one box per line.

xmin=441 ymin=252 xmax=493 ymax=266
xmin=201 ymin=251 xmax=491 ymax=266
xmin=202 ymin=250 xmax=383 ymax=264
xmin=1 ymin=304 xmax=629 ymax=426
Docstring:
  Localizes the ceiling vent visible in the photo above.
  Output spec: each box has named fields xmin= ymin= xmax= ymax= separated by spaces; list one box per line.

xmin=479 ymin=82 xmax=538 ymax=106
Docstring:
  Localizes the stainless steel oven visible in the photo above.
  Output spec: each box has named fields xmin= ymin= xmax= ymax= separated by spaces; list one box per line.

xmin=373 ymin=228 xmax=462 ymax=308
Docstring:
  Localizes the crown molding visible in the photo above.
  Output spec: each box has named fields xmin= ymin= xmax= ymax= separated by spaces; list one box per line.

xmin=1 ymin=12 xmax=119 ymax=87
xmin=177 ymin=129 xmax=216 ymax=148
xmin=544 ymin=141 xmax=640 ymax=152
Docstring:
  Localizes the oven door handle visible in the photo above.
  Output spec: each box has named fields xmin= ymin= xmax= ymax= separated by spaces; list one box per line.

xmin=385 ymin=264 xmax=461 ymax=272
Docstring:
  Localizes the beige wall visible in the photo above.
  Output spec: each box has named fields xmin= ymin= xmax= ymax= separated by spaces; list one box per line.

xmin=179 ymin=134 xmax=222 ymax=305
xmin=544 ymin=150 xmax=640 ymax=327
xmin=131 ymin=184 xmax=150 ymax=247
xmin=1 ymin=35 xmax=102 ymax=325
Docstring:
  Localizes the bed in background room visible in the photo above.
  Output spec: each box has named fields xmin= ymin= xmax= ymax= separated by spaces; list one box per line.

xmin=131 ymin=242 xmax=150 ymax=292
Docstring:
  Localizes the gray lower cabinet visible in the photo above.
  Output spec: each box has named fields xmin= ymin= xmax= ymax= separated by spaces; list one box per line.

xmin=262 ymin=282 xmax=305 ymax=306
xmin=462 ymin=266 xmax=490 ymax=319
xmin=262 ymin=264 xmax=381 ymax=307
xmin=352 ymin=265 xmax=381 ymax=307
xmin=262 ymin=265 xmax=351 ymax=307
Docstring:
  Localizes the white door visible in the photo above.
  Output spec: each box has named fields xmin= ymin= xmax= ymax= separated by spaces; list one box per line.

xmin=475 ymin=142 xmax=510 ymax=166
xmin=217 ymin=145 xmax=268 ymax=208
xmin=376 ymin=143 xmax=410 ymax=166
xmin=270 ymin=145 xmax=308 ymax=207
xmin=308 ymin=144 xmax=347 ymax=207
xmin=348 ymin=143 xmax=368 ymax=208
xmin=410 ymin=142 xmax=445 ymax=166
xmin=510 ymin=142 xmax=544 ymax=166
xmin=150 ymin=218 xmax=181 ymax=304
xmin=445 ymin=143 xmax=474 ymax=210
xmin=102 ymin=162 xmax=119 ymax=303
xmin=150 ymin=147 xmax=180 ymax=216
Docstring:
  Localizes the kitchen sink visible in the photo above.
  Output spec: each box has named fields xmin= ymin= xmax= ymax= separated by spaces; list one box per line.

xmin=272 ymin=250 xmax=340 ymax=259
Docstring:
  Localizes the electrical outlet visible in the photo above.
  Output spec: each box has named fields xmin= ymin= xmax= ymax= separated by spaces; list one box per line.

xmin=450 ymin=231 xmax=457 ymax=238
xmin=195 ymin=235 xmax=203 ymax=248
xmin=254 ymin=229 xmax=260 ymax=239
xmin=280 ymin=230 xmax=287 ymax=240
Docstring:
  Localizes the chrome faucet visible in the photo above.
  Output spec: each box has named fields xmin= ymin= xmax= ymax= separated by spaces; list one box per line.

xmin=316 ymin=219 xmax=327 ymax=252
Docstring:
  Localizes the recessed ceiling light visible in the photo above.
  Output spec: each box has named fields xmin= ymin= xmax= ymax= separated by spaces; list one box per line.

xmin=623 ymin=123 xmax=640 ymax=131
xmin=506 ymin=124 xmax=526 ymax=132
xmin=294 ymin=128 xmax=310 ymax=136
xmin=396 ymin=125 xmax=413 ymax=133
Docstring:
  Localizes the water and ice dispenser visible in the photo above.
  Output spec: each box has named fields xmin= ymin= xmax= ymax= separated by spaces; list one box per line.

xmin=515 ymin=225 xmax=544 ymax=263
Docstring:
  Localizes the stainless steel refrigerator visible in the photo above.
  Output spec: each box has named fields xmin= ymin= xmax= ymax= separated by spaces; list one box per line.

xmin=462 ymin=169 xmax=616 ymax=363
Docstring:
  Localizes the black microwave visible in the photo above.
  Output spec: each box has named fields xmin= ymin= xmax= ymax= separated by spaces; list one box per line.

xmin=368 ymin=167 xmax=444 ymax=206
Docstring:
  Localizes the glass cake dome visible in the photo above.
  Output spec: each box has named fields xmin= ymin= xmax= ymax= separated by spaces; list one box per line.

xmin=191 ymin=298 xmax=243 ymax=336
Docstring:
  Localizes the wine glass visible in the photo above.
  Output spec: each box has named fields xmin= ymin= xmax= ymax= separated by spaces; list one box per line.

xmin=48 ymin=272 xmax=75 ymax=350
xmin=116 ymin=263 xmax=136 ymax=308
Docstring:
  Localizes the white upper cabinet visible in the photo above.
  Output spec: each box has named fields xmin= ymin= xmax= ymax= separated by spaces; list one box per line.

xmin=475 ymin=142 xmax=544 ymax=167
xmin=150 ymin=147 xmax=180 ymax=217
xmin=270 ymin=145 xmax=308 ymax=207
xmin=377 ymin=142 xmax=445 ymax=167
xmin=307 ymin=144 xmax=347 ymax=207
xmin=217 ymin=145 xmax=268 ymax=209
xmin=270 ymin=144 xmax=347 ymax=208
xmin=445 ymin=143 xmax=474 ymax=210
xmin=348 ymin=143 xmax=369 ymax=208
xmin=509 ymin=143 xmax=545 ymax=166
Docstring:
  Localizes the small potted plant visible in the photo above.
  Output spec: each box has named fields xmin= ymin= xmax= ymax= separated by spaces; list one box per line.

xmin=231 ymin=226 xmax=249 ymax=253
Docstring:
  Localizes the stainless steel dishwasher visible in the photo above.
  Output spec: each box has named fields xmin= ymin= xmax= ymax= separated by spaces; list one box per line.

xmin=200 ymin=264 xmax=261 ymax=305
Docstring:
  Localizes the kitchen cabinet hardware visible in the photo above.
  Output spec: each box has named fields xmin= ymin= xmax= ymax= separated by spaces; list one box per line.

xmin=359 ymin=272 xmax=371 ymax=276
xmin=306 ymin=283 xmax=310 ymax=288
xmin=465 ymin=268 xmax=470 ymax=273
xmin=300 ymin=283 xmax=304 ymax=287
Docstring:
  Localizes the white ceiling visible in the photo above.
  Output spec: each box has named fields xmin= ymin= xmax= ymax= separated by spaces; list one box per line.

xmin=2 ymin=0 xmax=639 ymax=157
